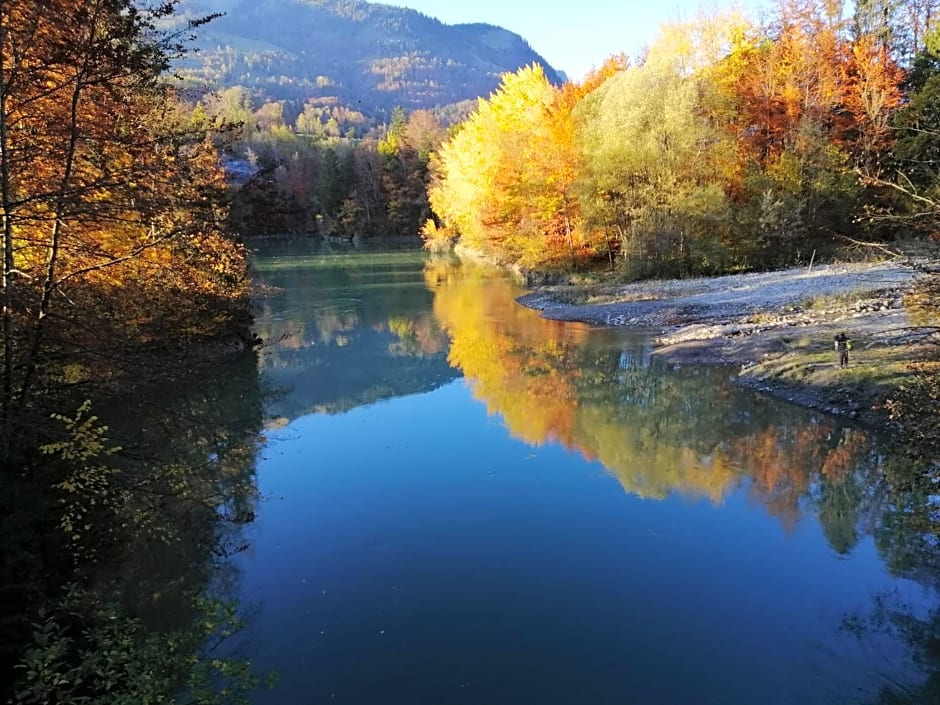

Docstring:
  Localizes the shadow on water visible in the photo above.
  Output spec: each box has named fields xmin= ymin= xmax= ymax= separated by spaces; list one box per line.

xmin=843 ymin=447 xmax=940 ymax=705
xmin=0 ymin=349 xmax=267 ymax=702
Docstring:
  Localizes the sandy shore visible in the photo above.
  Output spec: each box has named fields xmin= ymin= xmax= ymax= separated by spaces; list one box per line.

xmin=518 ymin=261 xmax=933 ymax=427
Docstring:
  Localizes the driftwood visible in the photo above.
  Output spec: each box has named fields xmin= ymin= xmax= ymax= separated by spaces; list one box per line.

xmin=834 ymin=234 xmax=904 ymax=258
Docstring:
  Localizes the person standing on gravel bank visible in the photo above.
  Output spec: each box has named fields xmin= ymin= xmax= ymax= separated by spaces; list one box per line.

xmin=834 ymin=332 xmax=851 ymax=368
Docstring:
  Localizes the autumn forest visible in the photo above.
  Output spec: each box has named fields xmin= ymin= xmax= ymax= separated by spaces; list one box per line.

xmin=216 ymin=0 xmax=940 ymax=278
xmin=427 ymin=0 xmax=939 ymax=275
xmin=2 ymin=0 xmax=940 ymax=702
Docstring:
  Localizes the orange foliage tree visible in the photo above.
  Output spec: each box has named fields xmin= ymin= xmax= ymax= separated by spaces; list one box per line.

xmin=713 ymin=0 xmax=903 ymax=166
xmin=0 ymin=0 xmax=248 ymax=449
xmin=842 ymin=35 xmax=906 ymax=168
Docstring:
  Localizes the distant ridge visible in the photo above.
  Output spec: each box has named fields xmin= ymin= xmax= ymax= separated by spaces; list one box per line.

xmin=177 ymin=0 xmax=563 ymax=115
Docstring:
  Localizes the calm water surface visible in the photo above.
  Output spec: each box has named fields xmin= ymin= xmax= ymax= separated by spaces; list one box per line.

xmin=240 ymin=243 xmax=936 ymax=705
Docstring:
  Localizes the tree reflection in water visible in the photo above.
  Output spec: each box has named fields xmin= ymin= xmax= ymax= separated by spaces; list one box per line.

xmin=428 ymin=256 xmax=940 ymax=701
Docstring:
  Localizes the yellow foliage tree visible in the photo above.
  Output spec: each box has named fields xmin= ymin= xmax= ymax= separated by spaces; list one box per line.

xmin=429 ymin=64 xmax=596 ymax=269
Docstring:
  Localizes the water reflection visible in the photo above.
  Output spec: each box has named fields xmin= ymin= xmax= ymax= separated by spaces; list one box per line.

xmin=249 ymin=246 xmax=928 ymax=563
xmin=98 ymin=351 xmax=264 ymax=628
xmin=0 ymin=348 xmax=267 ymax=703
xmin=429 ymin=258 xmax=886 ymax=539
xmin=252 ymin=243 xmax=458 ymax=421
xmin=243 ymin=247 xmax=938 ymax=704
xmin=426 ymin=257 xmax=940 ymax=702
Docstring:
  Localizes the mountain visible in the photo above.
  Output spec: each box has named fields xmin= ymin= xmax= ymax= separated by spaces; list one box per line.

xmin=176 ymin=0 xmax=562 ymax=116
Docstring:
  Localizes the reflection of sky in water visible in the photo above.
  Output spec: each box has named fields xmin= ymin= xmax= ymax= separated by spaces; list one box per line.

xmin=239 ymin=246 xmax=935 ymax=705
xmin=253 ymin=248 xmax=457 ymax=421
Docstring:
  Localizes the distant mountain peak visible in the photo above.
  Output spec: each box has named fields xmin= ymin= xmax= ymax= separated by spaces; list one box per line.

xmin=178 ymin=0 xmax=561 ymax=115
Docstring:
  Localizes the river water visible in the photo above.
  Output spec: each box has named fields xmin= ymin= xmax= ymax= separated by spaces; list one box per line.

xmin=238 ymin=242 xmax=937 ymax=705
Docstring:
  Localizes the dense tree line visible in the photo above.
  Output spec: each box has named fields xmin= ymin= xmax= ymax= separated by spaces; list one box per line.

xmin=427 ymin=0 xmax=939 ymax=276
xmin=0 ymin=0 xmax=261 ymax=701
xmin=199 ymin=90 xmax=449 ymax=239
xmin=425 ymin=1 xmax=940 ymax=474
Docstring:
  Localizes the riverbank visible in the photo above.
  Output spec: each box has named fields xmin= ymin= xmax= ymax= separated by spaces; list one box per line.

xmin=518 ymin=260 xmax=936 ymax=427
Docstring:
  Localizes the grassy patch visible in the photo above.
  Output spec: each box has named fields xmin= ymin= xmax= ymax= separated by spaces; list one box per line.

xmin=801 ymin=288 xmax=870 ymax=312
xmin=747 ymin=311 xmax=779 ymax=324
xmin=747 ymin=338 xmax=923 ymax=416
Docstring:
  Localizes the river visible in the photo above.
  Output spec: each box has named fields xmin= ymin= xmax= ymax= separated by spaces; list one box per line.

xmin=236 ymin=241 xmax=938 ymax=705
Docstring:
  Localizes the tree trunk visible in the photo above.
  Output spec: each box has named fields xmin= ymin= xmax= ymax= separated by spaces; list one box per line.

xmin=0 ymin=11 xmax=14 ymax=446
xmin=16 ymin=0 xmax=101 ymax=413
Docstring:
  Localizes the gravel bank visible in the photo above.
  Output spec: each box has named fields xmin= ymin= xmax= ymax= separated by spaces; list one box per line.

xmin=518 ymin=261 xmax=919 ymax=333
xmin=518 ymin=261 xmax=932 ymax=426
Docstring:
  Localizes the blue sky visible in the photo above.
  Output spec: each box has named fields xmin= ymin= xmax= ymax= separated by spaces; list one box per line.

xmin=390 ymin=1 xmax=759 ymax=80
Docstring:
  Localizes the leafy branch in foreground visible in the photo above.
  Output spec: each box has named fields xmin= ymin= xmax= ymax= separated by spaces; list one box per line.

xmin=0 ymin=1 xmax=264 ymax=702
xmin=14 ymin=587 xmax=266 ymax=705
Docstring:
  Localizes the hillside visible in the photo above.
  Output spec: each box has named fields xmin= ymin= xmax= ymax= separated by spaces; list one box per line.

xmin=176 ymin=0 xmax=562 ymax=116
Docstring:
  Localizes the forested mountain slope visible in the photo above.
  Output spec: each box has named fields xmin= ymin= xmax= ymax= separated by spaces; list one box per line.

xmin=176 ymin=0 xmax=562 ymax=115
